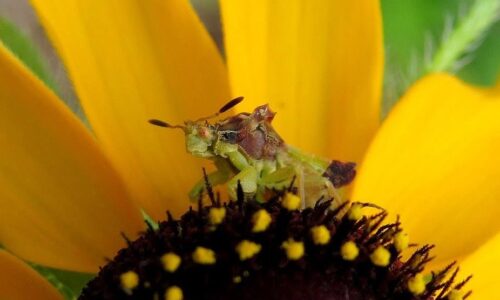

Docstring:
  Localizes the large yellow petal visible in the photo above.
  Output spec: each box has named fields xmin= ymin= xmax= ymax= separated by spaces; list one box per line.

xmin=220 ymin=0 xmax=383 ymax=162
xmin=352 ymin=74 xmax=500 ymax=263
xmin=30 ymin=0 xmax=231 ymax=219
xmin=0 ymin=43 xmax=143 ymax=272
xmin=0 ymin=250 xmax=63 ymax=300
xmin=461 ymin=233 xmax=500 ymax=299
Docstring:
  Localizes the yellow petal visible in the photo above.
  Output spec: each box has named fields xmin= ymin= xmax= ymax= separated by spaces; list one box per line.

xmin=0 ymin=43 xmax=143 ymax=272
xmin=353 ymin=74 xmax=500 ymax=263
xmin=0 ymin=250 xmax=63 ymax=300
xmin=461 ymin=232 xmax=500 ymax=299
xmin=220 ymin=0 xmax=383 ymax=162
xmin=30 ymin=0 xmax=231 ymax=219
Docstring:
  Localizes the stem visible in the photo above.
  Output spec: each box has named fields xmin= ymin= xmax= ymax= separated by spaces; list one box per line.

xmin=427 ymin=0 xmax=500 ymax=72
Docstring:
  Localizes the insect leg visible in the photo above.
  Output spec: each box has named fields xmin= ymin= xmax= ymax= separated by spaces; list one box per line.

xmin=287 ymin=145 xmax=329 ymax=172
xmin=297 ymin=165 xmax=306 ymax=209
xmin=259 ymin=165 xmax=295 ymax=190
xmin=226 ymin=166 xmax=258 ymax=200
xmin=189 ymin=169 xmax=231 ymax=201
xmin=325 ymin=180 xmax=343 ymax=207
xmin=226 ymin=150 xmax=250 ymax=171
xmin=213 ymin=141 xmax=250 ymax=171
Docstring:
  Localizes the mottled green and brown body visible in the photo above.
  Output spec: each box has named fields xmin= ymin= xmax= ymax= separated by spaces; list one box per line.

xmin=150 ymin=98 xmax=356 ymax=206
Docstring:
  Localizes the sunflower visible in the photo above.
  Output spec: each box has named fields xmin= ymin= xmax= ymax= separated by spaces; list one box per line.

xmin=0 ymin=0 xmax=498 ymax=299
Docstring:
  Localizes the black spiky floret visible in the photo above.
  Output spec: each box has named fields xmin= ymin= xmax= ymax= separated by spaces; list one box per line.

xmin=79 ymin=181 xmax=471 ymax=300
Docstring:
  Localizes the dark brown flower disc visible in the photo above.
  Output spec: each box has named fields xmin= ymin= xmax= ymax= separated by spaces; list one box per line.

xmin=79 ymin=185 xmax=470 ymax=300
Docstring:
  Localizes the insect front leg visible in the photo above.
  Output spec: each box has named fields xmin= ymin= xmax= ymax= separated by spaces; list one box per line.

xmin=226 ymin=150 xmax=250 ymax=171
xmin=189 ymin=168 xmax=232 ymax=201
xmin=227 ymin=166 xmax=258 ymax=200
xmin=214 ymin=140 xmax=251 ymax=171
xmin=259 ymin=165 xmax=295 ymax=190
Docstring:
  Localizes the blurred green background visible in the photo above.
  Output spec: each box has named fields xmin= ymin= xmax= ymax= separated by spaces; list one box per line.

xmin=383 ymin=0 xmax=499 ymax=87
xmin=381 ymin=0 xmax=500 ymax=112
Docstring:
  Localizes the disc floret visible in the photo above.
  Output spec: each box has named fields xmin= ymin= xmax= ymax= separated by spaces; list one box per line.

xmin=79 ymin=189 xmax=471 ymax=300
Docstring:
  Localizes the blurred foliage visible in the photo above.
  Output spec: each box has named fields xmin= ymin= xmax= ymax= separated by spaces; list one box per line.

xmin=382 ymin=0 xmax=499 ymax=114
xmin=0 ymin=16 xmax=57 ymax=92
xmin=459 ymin=23 xmax=500 ymax=85
xmin=382 ymin=0 xmax=499 ymax=88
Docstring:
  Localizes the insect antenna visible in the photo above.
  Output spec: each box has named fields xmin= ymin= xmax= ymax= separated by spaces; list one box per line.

xmin=191 ymin=96 xmax=244 ymax=123
xmin=219 ymin=96 xmax=244 ymax=113
xmin=148 ymin=119 xmax=185 ymax=130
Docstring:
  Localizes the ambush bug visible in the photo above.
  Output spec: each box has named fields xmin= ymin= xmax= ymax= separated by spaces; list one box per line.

xmin=149 ymin=97 xmax=356 ymax=207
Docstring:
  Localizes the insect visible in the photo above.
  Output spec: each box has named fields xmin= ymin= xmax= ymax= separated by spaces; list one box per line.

xmin=149 ymin=97 xmax=356 ymax=207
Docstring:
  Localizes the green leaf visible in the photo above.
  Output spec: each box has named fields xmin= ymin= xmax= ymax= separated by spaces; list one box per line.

xmin=31 ymin=263 xmax=94 ymax=300
xmin=0 ymin=16 xmax=57 ymax=92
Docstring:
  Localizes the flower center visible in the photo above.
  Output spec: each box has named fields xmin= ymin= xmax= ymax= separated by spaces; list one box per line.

xmin=78 ymin=186 xmax=470 ymax=300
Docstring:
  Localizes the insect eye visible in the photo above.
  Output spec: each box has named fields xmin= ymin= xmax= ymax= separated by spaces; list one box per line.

xmin=197 ymin=127 xmax=210 ymax=138
xmin=220 ymin=131 xmax=238 ymax=143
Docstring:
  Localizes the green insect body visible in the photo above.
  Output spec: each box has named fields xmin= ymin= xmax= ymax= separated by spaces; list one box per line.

xmin=149 ymin=98 xmax=356 ymax=207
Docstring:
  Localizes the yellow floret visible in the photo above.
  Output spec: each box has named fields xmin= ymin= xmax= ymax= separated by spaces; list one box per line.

xmin=407 ymin=273 xmax=426 ymax=295
xmin=370 ymin=246 xmax=391 ymax=267
xmin=394 ymin=231 xmax=409 ymax=252
xmin=282 ymin=193 xmax=301 ymax=211
xmin=161 ymin=252 xmax=181 ymax=273
xmin=340 ymin=241 xmax=359 ymax=261
xmin=252 ymin=209 xmax=272 ymax=232
xmin=120 ymin=271 xmax=139 ymax=294
xmin=165 ymin=286 xmax=183 ymax=300
xmin=347 ymin=203 xmax=363 ymax=221
xmin=447 ymin=289 xmax=464 ymax=300
xmin=310 ymin=225 xmax=331 ymax=245
xmin=281 ymin=239 xmax=305 ymax=260
xmin=192 ymin=246 xmax=216 ymax=265
xmin=209 ymin=207 xmax=226 ymax=225
xmin=236 ymin=240 xmax=262 ymax=261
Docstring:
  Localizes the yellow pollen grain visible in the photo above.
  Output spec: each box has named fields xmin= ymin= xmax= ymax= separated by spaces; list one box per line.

xmin=394 ymin=231 xmax=409 ymax=252
xmin=370 ymin=246 xmax=391 ymax=267
xmin=407 ymin=273 xmax=426 ymax=295
xmin=282 ymin=193 xmax=301 ymax=211
xmin=340 ymin=241 xmax=359 ymax=261
xmin=120 ymin=271 xmax=139 ymax=293
xmin=209 ymin=207 xmax=226 ymax=225
xmin=161 ymin=252 xmax=181 ymax=273
xmin=165 ymin=286 xmax=183 ymax=300
xmin=236 ymin=240 xmax=262 ymax=261
xmin=233 ymin=276 xmax=242 ymax=283
xmin=252 ymin=209 xmax=272 ymax=232
xmin=447 ymin=289 xmax=464 ymax=300
xmin=192 ymin=246 xmax=216 ymax=265
xmin=282 ymin=239 xmax=305 ymax=260
xmin=310 ymin=225 xmax=331 ymax=245
xmin=347 ymin=203 xmax=363 ymax=221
